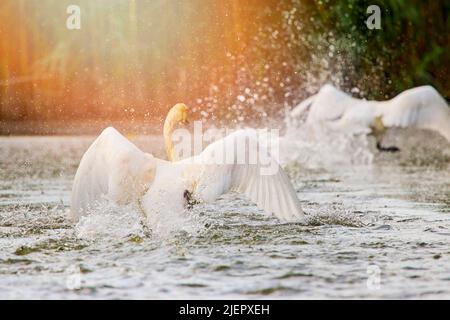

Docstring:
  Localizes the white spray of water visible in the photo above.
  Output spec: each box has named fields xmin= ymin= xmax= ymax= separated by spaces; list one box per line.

xmin=74 ymin=199 xmax=144 ymax=240
xmin=279 ymin=114 xmax=375 ymax=169
xmin=74 ymin=197 xmax=203 ymax=241
xmin=144 ymin=202 xmax=201 ymax=240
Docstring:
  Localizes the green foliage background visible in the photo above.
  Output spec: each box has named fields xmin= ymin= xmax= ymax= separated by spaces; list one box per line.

xmin=305 ymin=0 xmax=450 ymax=98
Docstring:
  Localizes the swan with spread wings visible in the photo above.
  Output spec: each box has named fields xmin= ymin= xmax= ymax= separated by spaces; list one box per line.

xmin=70 ymin=103 xmax=305 ymax=223
xmin=290 ymin=84 xmax=450 ymax=150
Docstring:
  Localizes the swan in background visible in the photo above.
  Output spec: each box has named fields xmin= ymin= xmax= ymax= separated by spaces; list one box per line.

xmin=71 ymin=103 xmax=305 ymax=224
xmin=290 ymin=84 xmax=450 ymax=150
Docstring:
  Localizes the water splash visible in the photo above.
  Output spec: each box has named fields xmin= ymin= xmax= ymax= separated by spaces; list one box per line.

xmin=279 ymin=120 xmax=375 ymax=169
xmin=74 ymin=200 xmax=144 ymax=240
xmin=73 ymin=196 xmax=206 ymax=242
xmin=144 ymin=205 xmax=202 ymax=241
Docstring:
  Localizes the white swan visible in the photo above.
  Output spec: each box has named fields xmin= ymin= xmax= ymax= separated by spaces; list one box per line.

xmin=290 ymin=84 xmax=450 ymax=146
xmin=70 ymin=103 xmax=305 ymax=223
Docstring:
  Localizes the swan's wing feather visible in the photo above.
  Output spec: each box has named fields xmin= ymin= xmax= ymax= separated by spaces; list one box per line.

xmin=308 ymin=85 xmax=352 ymax=122
xmin=230 ymin=162 xmax=303 ymax=222
xmin=379 ymin=86 xmax=450 ymax=141
xmin=191 ymin=129 xmax=305 ymax=222
xmin=70 ymin=127 xmax=156 ymax=220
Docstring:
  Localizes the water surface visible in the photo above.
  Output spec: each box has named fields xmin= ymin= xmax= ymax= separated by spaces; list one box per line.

xmin=0 ymin=131 xmax=449 ymax=299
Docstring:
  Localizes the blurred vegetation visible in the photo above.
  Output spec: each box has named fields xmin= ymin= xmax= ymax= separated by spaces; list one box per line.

xmin=300 ymin=0 xmax=450 ymax=99
xmin=0 ymin=0 xmax=448 ymax=127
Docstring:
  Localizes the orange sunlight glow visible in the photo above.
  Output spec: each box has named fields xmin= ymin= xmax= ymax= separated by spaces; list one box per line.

xmin=0 ymin=0 xmax=284 ymax=125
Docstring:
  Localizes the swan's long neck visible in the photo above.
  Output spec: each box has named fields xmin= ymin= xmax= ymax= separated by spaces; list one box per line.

xmin=163 ymin=116 xmax=176 ymax=161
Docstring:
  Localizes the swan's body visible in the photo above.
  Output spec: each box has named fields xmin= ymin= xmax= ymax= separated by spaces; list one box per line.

xmin=71 ymin=105 xmax=305 ymax=223
xmin=290 ymin=84 xmax=450 ymax=143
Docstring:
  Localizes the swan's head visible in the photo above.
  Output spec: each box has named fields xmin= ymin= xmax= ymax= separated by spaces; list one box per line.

xmin=371 ymin=115 xmax=385 ymax=134
xmin=167 ymin=103 xmax=189 ymax=125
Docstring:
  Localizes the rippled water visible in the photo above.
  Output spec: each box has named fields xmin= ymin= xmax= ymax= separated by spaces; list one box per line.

xmin=1 ymin=130 xmax=449 ymax=299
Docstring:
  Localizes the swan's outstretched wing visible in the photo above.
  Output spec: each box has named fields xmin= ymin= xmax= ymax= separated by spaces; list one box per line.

xmin=187 ymin=129 xmax=305 ymax=222
xmin=70 ymin=127 xmax=156 ymax=221
xmin=378 ymin=86 xmax=450 ymax=142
